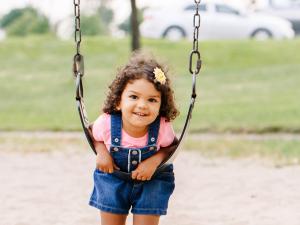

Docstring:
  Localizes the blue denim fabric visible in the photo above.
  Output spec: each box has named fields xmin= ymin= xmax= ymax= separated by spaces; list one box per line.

xmin=89 ymin=114 xmax=175 ymax=215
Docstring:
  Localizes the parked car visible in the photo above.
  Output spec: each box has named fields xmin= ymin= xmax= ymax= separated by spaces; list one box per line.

xmin=140 ymin=0 xmax=295 ymax=41
xmin=257 ymin=0 xmax=300 ymax=35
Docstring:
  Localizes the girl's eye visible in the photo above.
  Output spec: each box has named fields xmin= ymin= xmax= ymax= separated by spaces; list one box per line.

xmin=149 ymin=98 xmax=158 ymax=103
xmin=129 ymin=95 xmax=138 ymax=99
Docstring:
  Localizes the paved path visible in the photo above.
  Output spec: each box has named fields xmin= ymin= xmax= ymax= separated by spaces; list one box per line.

xmin=1 ymin=132 xmax=300 ymax=225
xmin=1 ymin=152 xmax=300 ymax=224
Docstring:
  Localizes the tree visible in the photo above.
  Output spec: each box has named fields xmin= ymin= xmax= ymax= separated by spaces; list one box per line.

xmin=118 ymin=7 xmax=145 ymax=35
xmin=0 ymin=7 xmax=50 ymax=36
xmin=130 ymin=0 xmax=140 ymax=51
xmin=80 ymin=2 xmax=114 ymax=36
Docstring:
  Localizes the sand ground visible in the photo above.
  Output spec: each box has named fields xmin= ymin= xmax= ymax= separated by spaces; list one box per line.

xmin=1 ymin=132 xmax=300 ymax=225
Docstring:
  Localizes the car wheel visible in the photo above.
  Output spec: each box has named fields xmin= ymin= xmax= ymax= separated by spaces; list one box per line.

xmin=251 ymin=28 xmax=273 ymax=40
xmin=162 ymin=26 xmax=186 ymax=41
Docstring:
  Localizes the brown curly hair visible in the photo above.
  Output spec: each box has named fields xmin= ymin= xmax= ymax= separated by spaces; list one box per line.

xmin=102 ymin=51 xmax=179 ymax=121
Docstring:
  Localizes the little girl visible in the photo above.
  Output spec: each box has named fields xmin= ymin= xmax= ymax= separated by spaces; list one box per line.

xmin=89 ymin=52 xmax=179 ymax=225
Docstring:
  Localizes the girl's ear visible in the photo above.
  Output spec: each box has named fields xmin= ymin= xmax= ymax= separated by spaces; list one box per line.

xmin=116 ymin=105 xmax=121 ymax=111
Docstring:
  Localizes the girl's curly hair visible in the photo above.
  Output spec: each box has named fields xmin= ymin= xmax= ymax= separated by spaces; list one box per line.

xmin=102 ymin=51 xmax=179 ymax=121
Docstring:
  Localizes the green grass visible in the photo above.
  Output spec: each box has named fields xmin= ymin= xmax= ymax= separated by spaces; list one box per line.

xmin=183 ymin=137 xmax=300 ymax=166
xmin=1 ymin=35 xmax=300 ymax=132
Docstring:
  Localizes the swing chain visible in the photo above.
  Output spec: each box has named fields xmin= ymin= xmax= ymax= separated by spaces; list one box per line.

xmin=73 ymin=0 xmax=84 ymax=77
xmin=189 ymin=0 xmax=202 ymax=75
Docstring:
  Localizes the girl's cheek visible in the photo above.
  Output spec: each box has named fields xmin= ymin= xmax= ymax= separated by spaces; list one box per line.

xmin=155 ymin=107 xmax=160 ymax=115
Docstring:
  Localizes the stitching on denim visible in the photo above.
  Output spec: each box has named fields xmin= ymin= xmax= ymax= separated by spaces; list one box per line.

xmin=133 ymin=207 xmax=167 ymax=211
xmin=89 ymin=200 xmax=128 ymax=213
xmin=131 ymin=208 xmax=167 ymax=214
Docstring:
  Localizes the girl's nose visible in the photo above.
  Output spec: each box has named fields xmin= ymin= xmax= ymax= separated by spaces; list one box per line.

xmin=137 ymin=99 xmax=147 ymax=109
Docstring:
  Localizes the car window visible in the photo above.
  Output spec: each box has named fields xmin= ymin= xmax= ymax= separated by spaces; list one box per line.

xmin=215 ymin=4 xmax=240 ymax=15
xmin=184 ymin=4 xmax=207 ymax=12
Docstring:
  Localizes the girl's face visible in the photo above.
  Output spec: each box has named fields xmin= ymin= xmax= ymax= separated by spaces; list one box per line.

xmin=117 ymin=78 xmax=161 ymax=135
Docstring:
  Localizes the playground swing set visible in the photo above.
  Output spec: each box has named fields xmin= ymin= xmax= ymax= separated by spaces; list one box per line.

xmin=72 ymin=0 xmax=202 ymax=180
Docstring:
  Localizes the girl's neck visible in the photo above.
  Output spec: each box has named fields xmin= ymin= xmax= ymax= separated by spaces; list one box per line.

xmin=122 ymin=123 xmax=148 ymax=138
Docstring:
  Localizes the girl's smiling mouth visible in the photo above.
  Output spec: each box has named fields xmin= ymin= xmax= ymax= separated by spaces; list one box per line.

xmin=133 ymin=112 xmax=148 ymax=117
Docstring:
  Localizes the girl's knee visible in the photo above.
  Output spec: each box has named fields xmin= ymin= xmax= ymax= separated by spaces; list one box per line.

xmin=101 ymin=211 xmax=127 ymax=225
xmin=133 ymin=214 xmax=160 ymax=225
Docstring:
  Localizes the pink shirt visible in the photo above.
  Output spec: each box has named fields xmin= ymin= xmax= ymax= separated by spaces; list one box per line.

xmin=92 ymin=113 xmax=175 ymax=150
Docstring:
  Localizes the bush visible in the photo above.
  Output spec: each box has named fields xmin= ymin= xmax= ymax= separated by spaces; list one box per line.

xmin=118 ymin=7 xmax=145 ymax=35
xmin=98 ymin=4 xmax=113 ymax=27
xmin=79 ymin=3 xmax=114 ymax=36
xmin=0 ymin=7 xmax=50 ymax=36
xmin=80 ymin=15 xmax=106 ymax=36
xmin=0 ymin=8 xmax=24 ymax=28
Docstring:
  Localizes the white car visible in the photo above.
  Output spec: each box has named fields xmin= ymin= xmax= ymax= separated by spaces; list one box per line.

xmin=140 ymin=0 xmax=295 ymax=41
xmin=258 ymin=0 xmax=300 ymax=35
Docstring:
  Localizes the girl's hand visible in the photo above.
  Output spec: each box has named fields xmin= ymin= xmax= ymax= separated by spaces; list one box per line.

xmin=131 ymin=157 xmax=159 ymax=181
xmin=96 ymin=150 xmax=119 ymax=173
xmin=94 ymin=140 xmax=119 ymax=173
xmin=88 ymin=124 xmax=119 ymax=173
xmin=131 ymin=138 xmax=179 ymax=181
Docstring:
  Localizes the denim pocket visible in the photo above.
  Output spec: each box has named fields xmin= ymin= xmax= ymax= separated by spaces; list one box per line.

xmin=157 ymin=172 xmax=175 ymax=183
xmin=155 ymin=164 xmax=175 ymax=182
xmin=141 ymin=149 xmax=156 ymax=161
xmin=110 ymin=152 xmax=129 ymax=172
xmin=95 ymin=168 xmax=105 ymax=175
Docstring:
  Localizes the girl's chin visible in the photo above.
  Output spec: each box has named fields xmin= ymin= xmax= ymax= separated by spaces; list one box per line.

xmin=130 ymin=117 xmax=150 ymax=127
xmin=132 ymin=114 xmax=149 ymax=121
xmin=131 ymin=120 xmax=148 ymax=127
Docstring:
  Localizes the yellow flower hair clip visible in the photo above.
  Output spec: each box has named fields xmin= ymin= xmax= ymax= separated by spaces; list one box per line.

xmin=153 ymin=67 xmax=166 ymax=85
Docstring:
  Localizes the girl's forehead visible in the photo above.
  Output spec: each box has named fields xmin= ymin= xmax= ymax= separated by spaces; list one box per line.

xmin=124 ymin=78 xmax=161 ymax=95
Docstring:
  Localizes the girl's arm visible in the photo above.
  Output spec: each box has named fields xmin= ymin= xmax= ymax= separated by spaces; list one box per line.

xmin=89 ymin=124 xmax=119 ymax=173
xmin=94 ymin=141 xmax=119 ymax=173
xmin=131 ymin=137 xmax=178 ymax=180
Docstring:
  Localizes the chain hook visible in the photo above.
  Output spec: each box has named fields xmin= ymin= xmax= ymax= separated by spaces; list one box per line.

xmin=189 ymin=50 xmax=202 ymax=75
xmin=189 ymin=0 xmax=202 ymax=75
xmin=73 ymin=53 xmax=84 ymax=77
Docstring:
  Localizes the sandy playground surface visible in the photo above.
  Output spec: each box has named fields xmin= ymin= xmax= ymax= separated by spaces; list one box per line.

xmin=1 ymin=132 xmax=300 ymax=225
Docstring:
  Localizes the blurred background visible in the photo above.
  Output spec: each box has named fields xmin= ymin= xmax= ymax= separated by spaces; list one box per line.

xmin=1 ymin=0 xmax=300 ymax=40
xmin=0 ymin=0 xmax=300 ymax=162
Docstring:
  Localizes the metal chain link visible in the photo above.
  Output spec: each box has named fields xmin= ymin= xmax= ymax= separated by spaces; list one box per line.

xmin=189 ymin=0 xmax=202 ymax=75
xmin=74 ymin=0 xmax=81 ymax=55
xmin=168 ymin=0 xmax=203 ymax=162
xmin=72 ymin=0 xmax=95 ymax=153
xmin=73 ymin=0 xmax=84 ymax=80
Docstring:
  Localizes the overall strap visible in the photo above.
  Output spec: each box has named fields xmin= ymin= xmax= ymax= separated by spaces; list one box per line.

xmin=111 ymin=114 xmax=160 ymax=146
xmin=147 ymin=117 xmax=160 ymax=145
xmin=110 ymin=113 xmax=122 ymax=146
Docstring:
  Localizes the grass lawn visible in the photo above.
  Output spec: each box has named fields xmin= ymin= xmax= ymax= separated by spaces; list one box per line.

xmin=0 ymin=35 xmax=300 ymax=132
xmin=184 ymin=135 xmax=300 ymax=165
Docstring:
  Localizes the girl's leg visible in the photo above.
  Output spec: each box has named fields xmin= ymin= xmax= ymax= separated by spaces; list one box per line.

xmin=133 ymin=214 xmax=160 ymax=225
xmin=100 ymin=211 xmax=127 ymax=225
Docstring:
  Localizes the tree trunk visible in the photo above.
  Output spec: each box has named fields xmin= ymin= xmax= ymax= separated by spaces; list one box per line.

xmin=130 ymin=0 xmax=140 ymax=51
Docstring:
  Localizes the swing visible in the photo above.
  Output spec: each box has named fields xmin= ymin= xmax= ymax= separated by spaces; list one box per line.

xmin=72 ymin=0 xmax=202 ymax=179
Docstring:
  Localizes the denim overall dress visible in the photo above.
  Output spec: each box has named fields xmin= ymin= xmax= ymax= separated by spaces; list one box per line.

xmin=89 ymin=114 xmax=175 ymax=215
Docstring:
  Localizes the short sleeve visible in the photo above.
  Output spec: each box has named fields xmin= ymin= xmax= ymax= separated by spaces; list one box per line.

xmin=158 ymin=118 xmax=176 ymax=148
xmin=92 ymin=113 xmax=109 ymax=142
